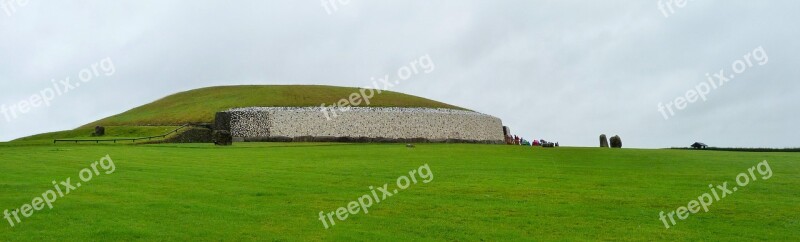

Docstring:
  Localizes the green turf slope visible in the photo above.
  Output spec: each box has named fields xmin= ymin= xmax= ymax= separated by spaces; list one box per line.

xmin=14 ymin=126 xmax=181 ymax=142
xmin=82 ymin=85 xmax=465 ymax=128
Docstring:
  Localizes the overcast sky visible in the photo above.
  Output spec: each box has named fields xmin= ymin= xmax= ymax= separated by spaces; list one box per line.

xmin=1 ymin=1 xmax=798 ymax=148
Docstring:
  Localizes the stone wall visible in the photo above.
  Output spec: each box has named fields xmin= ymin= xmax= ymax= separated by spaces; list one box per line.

xmin=162 ymin=127 xmax=213 ymax=143
xmin=216 ymin=107 xmax=504 ymax=143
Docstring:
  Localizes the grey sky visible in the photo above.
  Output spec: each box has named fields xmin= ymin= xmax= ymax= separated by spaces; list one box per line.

xmin=1 ymin=1 xmax=798 ymax=148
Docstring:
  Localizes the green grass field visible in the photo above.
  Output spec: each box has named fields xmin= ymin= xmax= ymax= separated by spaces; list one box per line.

xmin=0 ymin=142 xmax=797 ymax=241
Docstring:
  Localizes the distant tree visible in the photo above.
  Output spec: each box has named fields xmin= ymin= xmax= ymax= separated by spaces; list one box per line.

xmin=691 ymin=142 xmax=708 ymax=149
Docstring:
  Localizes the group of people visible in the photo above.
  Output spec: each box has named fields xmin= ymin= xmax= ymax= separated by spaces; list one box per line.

xmin=506 ymin=135 xmax=559 ymax=147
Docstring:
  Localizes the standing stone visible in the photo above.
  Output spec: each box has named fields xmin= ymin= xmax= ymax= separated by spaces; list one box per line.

xmin=214 ymin=112 xmax=232 ymax=131
xmin=503 ymin=126 xmax=513 ymax=145
xmin=599 ymin=134 xmax=609 ymax=148
xmin=213 ymin=130 xmax=233 ymax=146
xmin=93 ymin=126 xmax=105 ymax=136
xmin=610 ymin=135 xmax=622 ymax=148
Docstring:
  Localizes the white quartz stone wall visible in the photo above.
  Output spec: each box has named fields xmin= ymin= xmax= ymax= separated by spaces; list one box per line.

xmin=223 ymin=107 xmax=504 ymax=142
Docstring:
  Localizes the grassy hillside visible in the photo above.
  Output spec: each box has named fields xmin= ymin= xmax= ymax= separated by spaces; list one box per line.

xmin=0 ymin=143 xmax=797 ymax=241
xmin=14 ymin=126 xmax=181 ymax=142
xmin=81 ymin=85 xmax=466 ymax=128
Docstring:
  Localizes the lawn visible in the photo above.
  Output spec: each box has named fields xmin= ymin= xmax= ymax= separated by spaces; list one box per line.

xmin=0 ymin=143 xmax=797 ymax=241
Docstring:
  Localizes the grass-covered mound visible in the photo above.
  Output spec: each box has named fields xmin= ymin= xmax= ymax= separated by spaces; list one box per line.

xmin=82 ymin=85 xmax=465 ymax=128
xmin=13 ymin=85 xmax=465 ymax=142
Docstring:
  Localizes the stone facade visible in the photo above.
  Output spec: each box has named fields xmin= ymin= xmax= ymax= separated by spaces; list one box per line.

xmin=216 ymin=107 xmax=505 ymax=143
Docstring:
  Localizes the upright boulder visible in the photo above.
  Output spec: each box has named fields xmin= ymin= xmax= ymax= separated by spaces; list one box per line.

xmin=503 ymin=126 xmax=516 ymax=145
xmin=214 ymin=112 xmax=232 ymax=131
xmin=92 ymin=126 xmax=105 ymax=136
xmin=609 ymin=135 xmax=622 ymax=148
xmin=213 ymin=130 xmax=233 ymax=146
xmin=599 ymin=134 xmax=609 ymax=148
